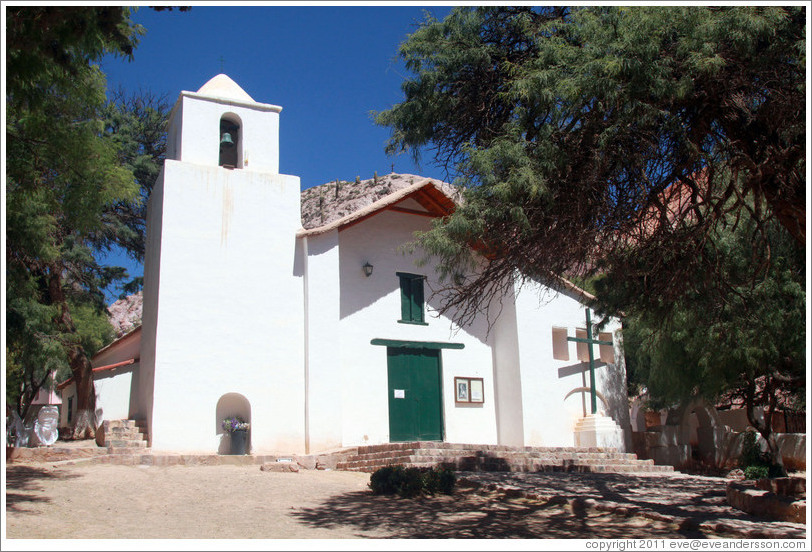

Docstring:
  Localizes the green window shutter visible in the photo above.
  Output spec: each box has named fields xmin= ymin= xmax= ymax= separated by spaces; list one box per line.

xmin=399 ymin=275 xmax=411 ymax=321
xmin=411 ymin=276 xmax=424 ymax=323
xmin=397 ymin=272 xmax=427 ymax=324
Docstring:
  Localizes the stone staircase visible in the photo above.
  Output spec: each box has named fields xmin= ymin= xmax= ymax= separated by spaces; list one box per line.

xmin=336 ymin=442 xmax=674 ymax=474
xmin=99 ymin=419 xmax=150 ymax=453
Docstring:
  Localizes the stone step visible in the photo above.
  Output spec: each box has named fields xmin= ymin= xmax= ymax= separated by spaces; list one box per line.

xmin=106 ymin=446 xmax=152 ymax=455
xmin=354 ymin=442 xmax=621 ymax=455
xmin=103 ymin=419 xmax=148 ymax=432
xmin=339 ymin=462 xmax=672 ymax=474
xmin=339 ymin=451 xmax=646 ymax=468
xmin=107 ymin=428 xmax=147 ymax=440
xmin=106 ymin=439 xmax=147 ymax=448
xmin=100 ymin=419 xmax=149 ymax=450
xmin=342 ymin=448 xmax=639 ymax=463
xmin=335 ymin=441 xmax=674 ymax=475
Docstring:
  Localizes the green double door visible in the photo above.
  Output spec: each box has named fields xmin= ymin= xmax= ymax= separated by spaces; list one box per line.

xmin=387 ymin=347 xmax=444 ymax=442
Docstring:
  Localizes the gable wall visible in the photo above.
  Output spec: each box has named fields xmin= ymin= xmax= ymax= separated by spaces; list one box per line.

xmin=513 ymin=281 xmax=630 ymax=448
xmin=334 ymin=209 xmax=499 ymax=447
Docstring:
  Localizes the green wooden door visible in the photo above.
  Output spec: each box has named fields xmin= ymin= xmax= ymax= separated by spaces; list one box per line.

xmin=387 ymin=347 xmax=443 ymax=442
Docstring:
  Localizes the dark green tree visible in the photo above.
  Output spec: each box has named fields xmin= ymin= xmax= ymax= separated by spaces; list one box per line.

xmin=376 ymin=6 xmax=806 ymax=470
xmin=618 ymin=214 xmax=805 ymax=473
xmin=6 ymin=7 xmax=144 ymax=437
xmin=376 ymin=6 xmax=805 ymax=327
xmin=100 ymin=88 xmax=170 ymax=293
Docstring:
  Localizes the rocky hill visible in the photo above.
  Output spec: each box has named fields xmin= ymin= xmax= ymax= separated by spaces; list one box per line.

xmin=300 ymin=172 xmax=456 ymax=229
xmin=107 ymin=291 xmax=143 ymax=337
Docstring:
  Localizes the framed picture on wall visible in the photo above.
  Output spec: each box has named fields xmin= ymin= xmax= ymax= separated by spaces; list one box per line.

xmin=455 ymin=377 xmax=484 ymax=404
xmin=469 ymin=379 xmax=484 ymax=403
xmin=455 ymin=378 xmax=469 ymax=402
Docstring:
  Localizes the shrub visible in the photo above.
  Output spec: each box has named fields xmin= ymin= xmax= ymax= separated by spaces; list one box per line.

xmin=400 ymin=467 xmax=425 ymax=498
xmin=369 ymin=466 xmax=404 ymax=496
xmin=739 ymin=430 xmax=769 ymax=468
xmin=369 ymin=465 xmax=456 ymax=498
xmin=744 ymin=465 xmax=769 ymax=480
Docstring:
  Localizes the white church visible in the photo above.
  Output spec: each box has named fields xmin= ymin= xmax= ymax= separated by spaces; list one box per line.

xmin=60 ymin=75 xmax=633 ymax=456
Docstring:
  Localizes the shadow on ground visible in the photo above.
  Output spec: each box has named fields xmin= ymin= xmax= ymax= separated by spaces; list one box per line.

xmin=5 ymin=465 xmax=82 ymax=514
xmin=469 ymin=472 xmax=757 ymax=525
xmin=290 ymin=487 xmax=707 ymax=539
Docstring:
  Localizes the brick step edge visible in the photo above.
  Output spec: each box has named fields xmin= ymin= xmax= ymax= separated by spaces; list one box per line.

xmin=342 ymin=450 xmax=638 ymax=462
xmin=355 ymin=443 xmax=619 ymax=454
xmin=339 ymin=463 xmax=674 ymax=474
xmin=336 ymin=457 xmax=674 ymax=472
xmin=106 ymin=440 xmax=148 ymax=448
xmin=338 ymin=453 xmax=653 ymax=466
xmin=106 ymin=428 xmax=148 ymax=437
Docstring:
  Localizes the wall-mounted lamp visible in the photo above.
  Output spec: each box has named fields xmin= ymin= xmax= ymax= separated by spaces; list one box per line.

xmin=362 ymin=262 xmax=374 ymax=277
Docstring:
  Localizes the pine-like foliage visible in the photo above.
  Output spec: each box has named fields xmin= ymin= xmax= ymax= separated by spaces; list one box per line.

xmin=376 ymin=6 xmax=805 ymax=327
xmin=6 ymin=7 xmax=144 ymax=435
xmin=619 ymin=212 xmax=804 ymax=471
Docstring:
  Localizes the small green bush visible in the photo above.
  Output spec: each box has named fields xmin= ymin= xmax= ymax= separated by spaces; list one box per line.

xmin=369 ymin=465 xmax=456 ymax=498
xmin=744 ymin=465 xmax=769 ymax=480
xmin=737 ymin=429 xmax=786 ymax=479
xmin=437 ymin=468 xmax=456 ymax=494
xmin=400 ymin=467 xmax=425 ymax=498
xmin=739 ymin=430 xmax=769 ymax=468
xmin=369 ymin=466 xmax=404 ymax=496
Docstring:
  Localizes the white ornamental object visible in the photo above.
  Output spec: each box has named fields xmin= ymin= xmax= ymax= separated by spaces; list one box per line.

xmin=34 ymin=406 xmax=59 ymax=446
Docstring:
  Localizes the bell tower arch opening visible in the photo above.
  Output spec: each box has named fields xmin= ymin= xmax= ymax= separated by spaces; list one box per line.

xmin=219 ymin=113 xmax=242 ymax=169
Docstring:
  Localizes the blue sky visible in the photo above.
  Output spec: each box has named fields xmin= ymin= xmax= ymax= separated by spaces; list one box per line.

xmin=103 ymin=4 xmax=454 ymax=187
xmin=99 ymin=4 xmax=455 ymax=301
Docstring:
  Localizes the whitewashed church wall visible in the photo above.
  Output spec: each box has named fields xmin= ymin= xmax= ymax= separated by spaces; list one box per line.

xmin=94 ymin=367 xmax=135 ymax=423
xmin=136 ymin=169 xmax=165 ymax=436
xmin=302 ymin=230 xmax=344 ymax=452
xmin=90 ymin=329 xmax=141 ymax=424
xmin=490 ymin=287 xmax=526 ymax=447
xmin=148 ymin=161 xmax=305 ymax=453
xmin=512 ymin=281 xmax=627 ymax=447
xmin=336 ymin=209 xmax=499 ymax=447
xmin=170 ymin=94 xmax=281 ymax=174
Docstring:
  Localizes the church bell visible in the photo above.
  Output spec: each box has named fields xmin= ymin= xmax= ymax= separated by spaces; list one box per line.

xmin=220 ymin=132 xmax=235 ymax=147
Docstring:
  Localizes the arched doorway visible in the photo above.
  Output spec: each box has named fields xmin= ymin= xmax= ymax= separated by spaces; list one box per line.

xmin=673 ymin=398 xmax=735 ymax=467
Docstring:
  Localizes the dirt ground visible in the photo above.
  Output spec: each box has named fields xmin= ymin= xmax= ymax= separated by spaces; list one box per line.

xmin=5 ymin=463 xmax=741 ymax=541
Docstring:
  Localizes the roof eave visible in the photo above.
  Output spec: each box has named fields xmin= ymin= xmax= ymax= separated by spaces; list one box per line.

xmin=297 ymin=178 xmax=454 ymax=238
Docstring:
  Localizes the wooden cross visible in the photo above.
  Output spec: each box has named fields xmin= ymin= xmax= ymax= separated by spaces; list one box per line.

xmin=567 ymin=308 xmax=613 ymax=415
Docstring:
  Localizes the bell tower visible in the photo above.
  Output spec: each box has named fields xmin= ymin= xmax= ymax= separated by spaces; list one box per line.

xmin=164 ymin=73 xmax=281 ymax=173
xmin=137 ymin=75 xmax=305 ymax=454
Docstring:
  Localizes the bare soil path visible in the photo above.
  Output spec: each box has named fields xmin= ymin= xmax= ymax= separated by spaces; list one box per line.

xmin=4 ymin=463 xmax=806 ymax=540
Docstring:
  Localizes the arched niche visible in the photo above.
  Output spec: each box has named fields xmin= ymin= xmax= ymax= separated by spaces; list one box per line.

xmin=215 ymin=392 xmax=251 ymax=454
xmin=671 ymin=398 xmax=732 ymax=467
xmin=218 ymin=113 xmax=242 ymax=169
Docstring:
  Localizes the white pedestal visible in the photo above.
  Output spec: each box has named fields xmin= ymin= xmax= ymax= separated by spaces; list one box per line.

xmin=574 ymin=414 xmax=625 ymax=451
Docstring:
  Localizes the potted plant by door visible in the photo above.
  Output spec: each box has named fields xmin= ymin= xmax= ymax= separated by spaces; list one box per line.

xmin=221 ymin=416 xmax=250 ymax=455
